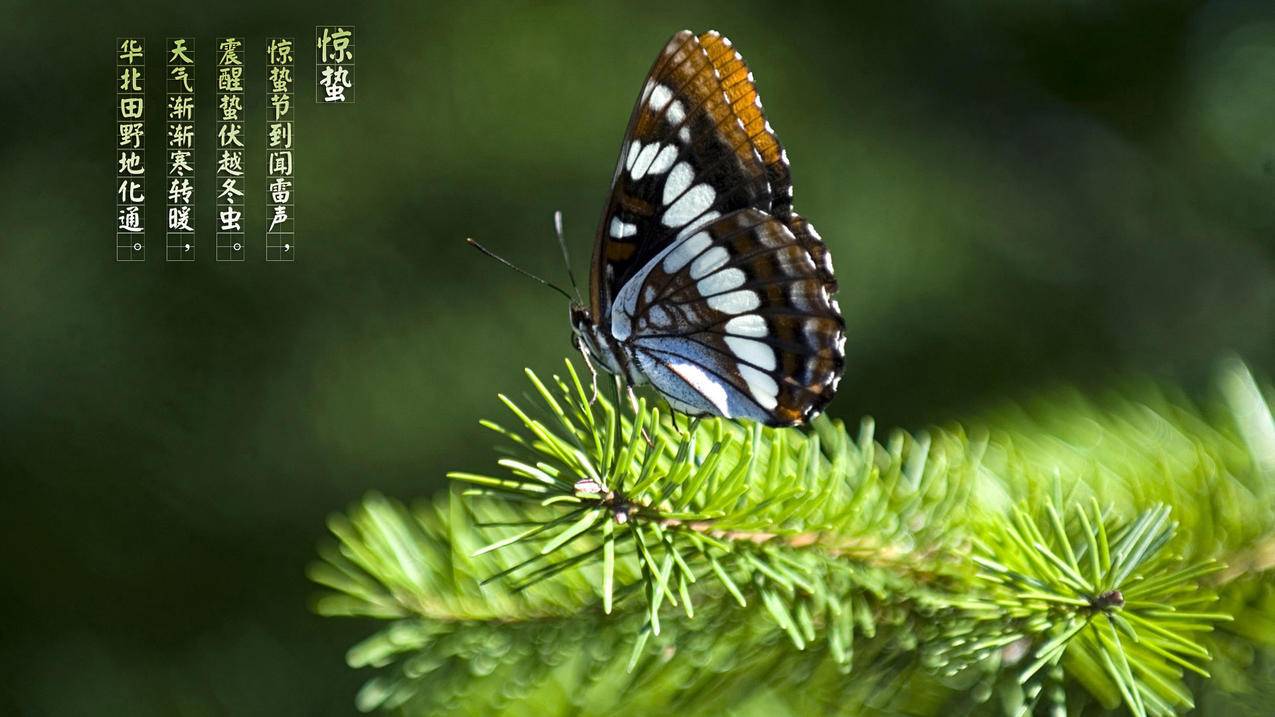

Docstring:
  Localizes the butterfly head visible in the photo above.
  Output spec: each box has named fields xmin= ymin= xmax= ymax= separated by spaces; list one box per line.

xmin=569 ymin=302 xmax=601 ymax=360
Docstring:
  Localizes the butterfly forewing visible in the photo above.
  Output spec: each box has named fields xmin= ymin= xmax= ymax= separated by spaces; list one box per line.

xmin=591 ymin=31 xmax=796 ymax=318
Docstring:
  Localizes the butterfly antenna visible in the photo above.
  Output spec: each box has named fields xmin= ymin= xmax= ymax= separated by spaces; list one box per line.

xmin=466 ymin=238 xmax=574 ymax=302
xmin=553 ymin=210 xmax=583 ymax=303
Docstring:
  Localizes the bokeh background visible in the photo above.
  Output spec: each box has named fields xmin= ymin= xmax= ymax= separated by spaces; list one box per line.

xmin=3 ymin=0 xmax=1274 ymax=713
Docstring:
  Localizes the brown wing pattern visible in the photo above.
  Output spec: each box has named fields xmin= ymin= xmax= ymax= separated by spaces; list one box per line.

xmin=697 ymin=31 xmax=794 ymax=218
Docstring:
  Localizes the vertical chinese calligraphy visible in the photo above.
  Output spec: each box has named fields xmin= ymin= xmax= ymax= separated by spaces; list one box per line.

xmin=216 ymin=37 xmax=246 ymax=261
xmin=116 ymin=38 xmax=146 ymax=261
xmin=315 ymin=26 xmax=355 ymax=103
xmin=166 ymin=38 xmax=195 ymax=261
xmin=267 ymin=37 xmax=295 ymax=261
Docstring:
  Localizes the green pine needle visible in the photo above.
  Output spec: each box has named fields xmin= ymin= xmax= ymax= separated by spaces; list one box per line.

xmin=310 ymin=358 xmax=1275 ymax=716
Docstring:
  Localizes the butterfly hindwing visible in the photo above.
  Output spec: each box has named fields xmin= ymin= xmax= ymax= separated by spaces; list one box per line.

xmin=611 ymin=208 xmax=844 ymax=425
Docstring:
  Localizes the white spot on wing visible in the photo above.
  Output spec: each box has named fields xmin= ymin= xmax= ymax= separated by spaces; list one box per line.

xmin=625 ymin=140 xmax=642 ymax=172
xmin=726 ymin=314 xmax=767 ymax=337
xmin=661 ymin=231 xmax=710 ymax=273
xmin=697 ymin=267 xmax=744 ymax=296
xmin=663 ymin=161 xmax=693 ymax=206
xmin=689 ymin=246 xmax=729 ymax=279
xmin=609 ymin=216 xmax=636 ymax=238
xmin=739 ymin=364 xmax=778 ymax=410
xmin=666 ymin=99 xmax=685 ymax=127
xmin=646 ymin=144 xmax=678 ymax=176
xmin=668 ymin=361 xmax=731 ymax=416
xmin=707 ymin=289 xmax=760 ymax=315
xmin=662 ymin=184 xmax=716 ymax=228
xmin=631 ymin=143 xmax=660 ymax=180
xmin=649 ymin=84 xmax=673 ymax=112
xmin=679 ymin=127 xmax=691 ymax=143
xmin=725 ymin=336 xmax=776 ymax=370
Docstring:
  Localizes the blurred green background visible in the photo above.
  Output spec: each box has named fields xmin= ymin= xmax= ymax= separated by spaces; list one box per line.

xmin=2 ymin=0 xmax=1274 ymax=713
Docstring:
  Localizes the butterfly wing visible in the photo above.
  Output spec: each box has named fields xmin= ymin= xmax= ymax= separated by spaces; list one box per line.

xmin=589 ymin=30 xmax=803 ymax=320
xmin=612 ymin=208 xmax=844 ymax=426
xmin=588 ymin=30 xmax=845 ymax=424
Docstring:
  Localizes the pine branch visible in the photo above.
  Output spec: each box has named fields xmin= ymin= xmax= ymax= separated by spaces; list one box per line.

xmin=312 ymin=359 xmax=1275 ymax=716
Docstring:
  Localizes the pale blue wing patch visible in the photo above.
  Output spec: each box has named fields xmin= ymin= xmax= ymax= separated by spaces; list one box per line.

xmin=633 ymin=338 xmax=774 ymax=422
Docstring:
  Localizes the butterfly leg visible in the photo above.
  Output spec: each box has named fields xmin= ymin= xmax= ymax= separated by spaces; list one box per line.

xmin=668 ymin=401 xmax=700 ymax=440
xmin=575 ymin=335 xmax=600 ymax=405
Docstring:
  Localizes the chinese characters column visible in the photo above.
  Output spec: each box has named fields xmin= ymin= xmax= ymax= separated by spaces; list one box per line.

xmin=266 ymin=37 xmax=295 ymax=261
xmin=116 ymin=38 xmax=146 ymax=261
xmin=216 ymin=37 xmax=246 ymax=261
xmin=316 ymin=25 xmax=355 ymax=103
xmin=166 ymin=38 xmax=195 ymax=261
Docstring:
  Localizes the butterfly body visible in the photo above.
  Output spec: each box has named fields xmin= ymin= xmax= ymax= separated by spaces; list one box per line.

xmin=571 ymin=30 xmax=845 ymax=427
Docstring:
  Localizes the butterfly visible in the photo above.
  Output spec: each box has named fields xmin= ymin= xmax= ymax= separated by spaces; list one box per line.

xmin=568 ymin=30 xmax=846 ymax=427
